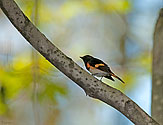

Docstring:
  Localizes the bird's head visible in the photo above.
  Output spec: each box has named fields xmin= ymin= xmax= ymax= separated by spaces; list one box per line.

xmin=80 ymin=55 xmax=93 ymax=63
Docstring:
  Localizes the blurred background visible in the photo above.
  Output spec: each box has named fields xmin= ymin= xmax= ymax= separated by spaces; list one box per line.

xmin=0 ymin=0 xmax=162 ymax=125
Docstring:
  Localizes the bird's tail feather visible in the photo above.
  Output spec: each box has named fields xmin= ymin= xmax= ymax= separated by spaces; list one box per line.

xmin=111 ymin=73 xmax=125 ymax=83
xmin=104 ymin=76 xmax=115 ymax=81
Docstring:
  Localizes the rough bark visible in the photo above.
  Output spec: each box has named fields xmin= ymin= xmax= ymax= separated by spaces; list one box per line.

xmin=152 ymin=8 xmax=163 ymax=125
xmin=0 ymin=0 xmax=159 ymax=124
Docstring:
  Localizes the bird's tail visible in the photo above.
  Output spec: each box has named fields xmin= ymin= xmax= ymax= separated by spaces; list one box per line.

xmin=104 ymin=76 xmax=115 ymax=81
xmin=111 ymin=73 xmax=125 ymax=83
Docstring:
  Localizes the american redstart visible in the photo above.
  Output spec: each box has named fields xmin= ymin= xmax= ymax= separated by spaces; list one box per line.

xmin=80 ymin=55 xmax=125 ymax=83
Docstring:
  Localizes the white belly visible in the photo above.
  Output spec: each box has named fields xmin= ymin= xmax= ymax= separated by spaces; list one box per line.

xmin=89 ymin=68 xmax=108 ymax=77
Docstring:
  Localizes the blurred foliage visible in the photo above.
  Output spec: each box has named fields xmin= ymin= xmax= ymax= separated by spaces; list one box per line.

xmin=114 ymin=51 xmax=152 ymax=92
xmin=0 ymin=53 xmax=67 ymax=115
xmin=16 ymin=0 xmax=131 ymax=24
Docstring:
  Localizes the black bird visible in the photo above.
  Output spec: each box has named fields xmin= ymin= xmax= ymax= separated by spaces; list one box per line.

xmin=80 ymin=55 xmax=125 ymax=83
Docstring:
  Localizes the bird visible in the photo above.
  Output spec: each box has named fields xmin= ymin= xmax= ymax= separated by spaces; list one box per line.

xmin=80 ymin=55 xmax=125 ymax=83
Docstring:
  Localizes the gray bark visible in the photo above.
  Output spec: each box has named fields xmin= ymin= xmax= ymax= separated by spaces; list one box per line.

xmin=0 ymin=0 xmax=159 ymax=124
xmin=152 ymin=8 xmax=163 ymax=125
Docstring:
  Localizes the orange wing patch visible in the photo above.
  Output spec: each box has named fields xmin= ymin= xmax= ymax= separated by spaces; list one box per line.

xmin=95 ymin=64 xmax=105 ymax=68
xmin=86 ymin=63 xmax=91 ymax=68
xmin=87 ymin=63 xmax=95 ymax=69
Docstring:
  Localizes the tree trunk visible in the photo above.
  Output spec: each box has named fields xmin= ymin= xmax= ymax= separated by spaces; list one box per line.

xmin=152 ymin=8 xmax=163 ymax=125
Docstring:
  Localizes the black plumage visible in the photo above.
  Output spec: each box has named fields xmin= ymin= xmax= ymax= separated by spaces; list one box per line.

xmin=80 ymin=55 xmax=125 ymax=83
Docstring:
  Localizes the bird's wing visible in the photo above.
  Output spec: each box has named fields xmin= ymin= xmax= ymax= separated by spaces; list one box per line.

xmin=89 ymin=58 xmax=112 ymax=73
xmin=97 ymin=65 xmax=112 ymax=73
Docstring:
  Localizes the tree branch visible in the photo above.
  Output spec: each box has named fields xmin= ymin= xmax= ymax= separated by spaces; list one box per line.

xmin=0 ymin=0 xmax=159 ymax=124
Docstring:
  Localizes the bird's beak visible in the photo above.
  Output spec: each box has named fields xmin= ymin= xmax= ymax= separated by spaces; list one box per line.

xmin=80 ymin=56 xmax=83 ymax=59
